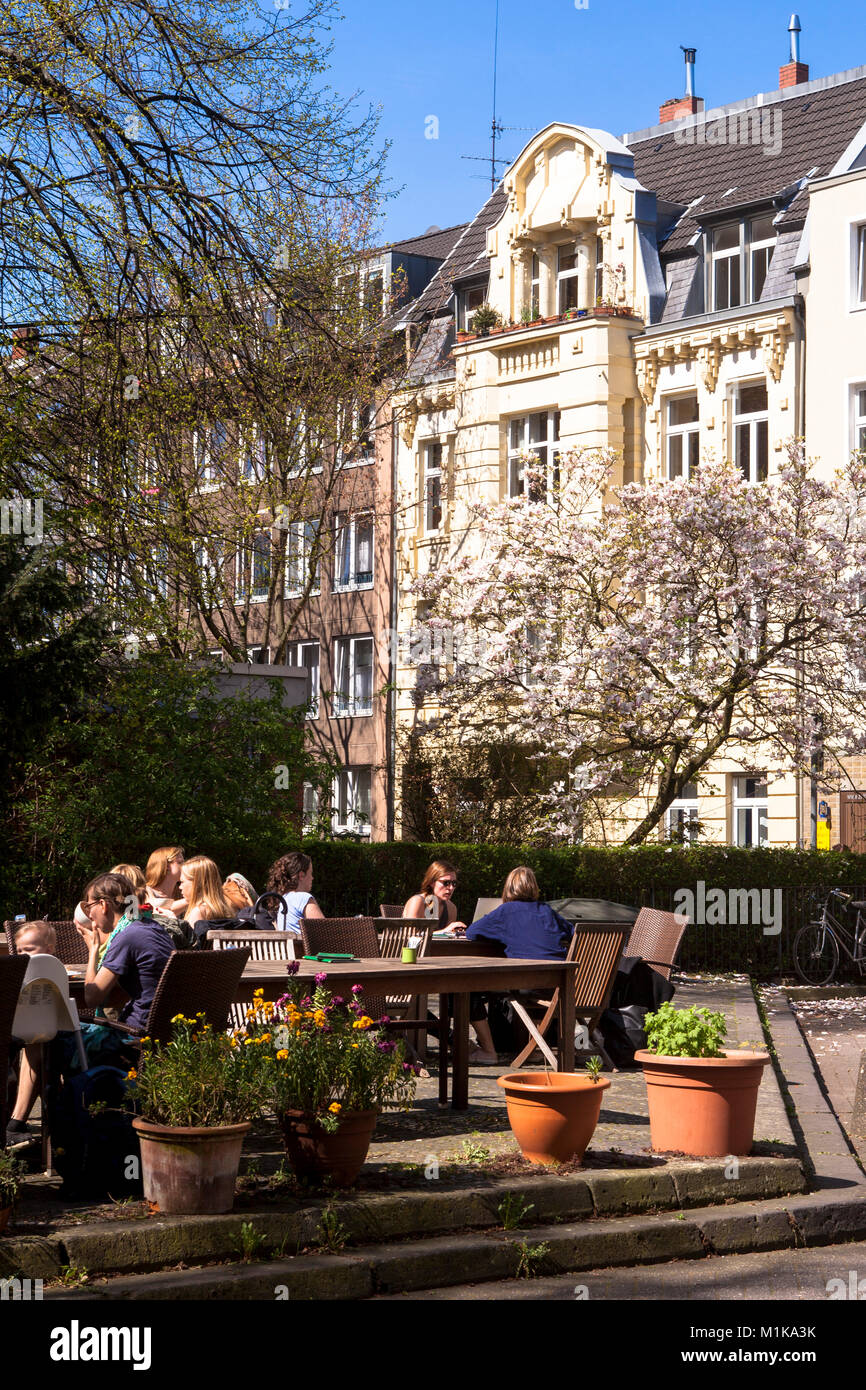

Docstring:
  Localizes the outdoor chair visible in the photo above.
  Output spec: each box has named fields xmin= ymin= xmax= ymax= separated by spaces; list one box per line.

xmin=506 ymin=922 xmax=629 ymax=1071
xmin=4 ymin=919 xmax=88 ymax=966
xmin=208 ymin=930 xmax=296 ymax=1029
xmin=1 ymin=955 xmax=29 ymax=1141
xmin=379 ymin=904 xmax=406 ymax=919
xmin=101 ymin=947 xmax=253 ymax=1048
xmin=11 ymin=955 xmax=88 ymax=1172
xmin=622 ymin=907 xmax=688 ymax=983
xmin=374 ymin=918 xmax=434 ymax=1061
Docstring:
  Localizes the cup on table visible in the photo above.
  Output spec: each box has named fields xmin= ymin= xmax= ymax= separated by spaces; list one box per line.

xmin=401 ymin=936 xmax=422 ymax=964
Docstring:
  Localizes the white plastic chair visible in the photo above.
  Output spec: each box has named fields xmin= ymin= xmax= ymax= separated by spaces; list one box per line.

xmin=12 ymin=955 xmax=88 ymax=1173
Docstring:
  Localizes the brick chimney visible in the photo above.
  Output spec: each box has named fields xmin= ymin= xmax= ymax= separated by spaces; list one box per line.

xmin=11 ymin=325 xmax=39 ymax=360
xmin=659 ymin=47 xmax=703 ymax=124
xmin=780 ymin=14 xmax=808 ymax=88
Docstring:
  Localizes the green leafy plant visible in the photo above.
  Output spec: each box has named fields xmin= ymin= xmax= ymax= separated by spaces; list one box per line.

xmin=315 ymin=1204 xmax=348 ymax=1254
xmin=515 ymin=1240 xmax=551 ymax=1279
xmin=240 ymin=969 xmax=419 ymax=1134
xmin=457 ymin=1138 xmax=492 ymax=1164
xmin=57 ymin=1264 xmax=89 ymax=1287
xmin=235 ymin=1221 xmax=267 ymax=1262
xmin=498 ymin=1192 xmax=535 ymax=1230
xmin=584 ymin=1056 xmax=603 ymax=1083
xmin=0 ymin=1151 xmax=23 ymax=1208
xmin=128 ymin=1014 xmax=264 ymax=1127
xmin=467 ymin=302 xmax=502 ymax=334
xmin=643 ymin=1002 xmax=727 ymax=1059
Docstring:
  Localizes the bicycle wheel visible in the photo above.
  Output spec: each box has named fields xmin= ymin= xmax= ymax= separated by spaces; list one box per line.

xmin=793 ymin=923 xmax=840 ymax=986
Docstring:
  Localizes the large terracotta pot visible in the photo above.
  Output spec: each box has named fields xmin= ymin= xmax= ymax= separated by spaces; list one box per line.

xmin=132 ymin=1118 xmax=250 ymax=1214
xmin=280 ymin=1108 xmax=378 ymax=1186
xmin=635 ymin=1049 xmax=771 ymax=1157
xmin=496 ymin=1072 xmax=610 ymax=1165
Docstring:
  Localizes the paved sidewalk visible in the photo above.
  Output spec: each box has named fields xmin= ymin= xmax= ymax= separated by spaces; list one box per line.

xmin=784 ymin=990 xmax=866 ymax=1168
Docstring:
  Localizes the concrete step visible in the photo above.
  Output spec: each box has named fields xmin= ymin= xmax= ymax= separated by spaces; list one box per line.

xmin=42 ymin=1187 xmax=866 ymax=1302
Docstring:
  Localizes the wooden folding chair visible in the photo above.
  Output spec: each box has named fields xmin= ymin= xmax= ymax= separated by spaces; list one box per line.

xmin=507 ymin=923 xmax=629 ymax=1071
xmin=374 ymin=918 xmax=433 ymax=1061
xmin=208 ymin=931 xmax=296 ymax=1028
xmin=621 ymin=907 xmax=688 ymax=982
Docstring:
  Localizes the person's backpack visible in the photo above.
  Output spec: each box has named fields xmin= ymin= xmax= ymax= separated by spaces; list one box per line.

xmin=191 ymin=893 xmax=284 ymax=947
xmin=598 ymin=1005 xmax=649 ymax=1069
xmin=47 ymin=1064 xmax=142 ymax=1199
xmin=235 ymin=891 xmax=284 ymax=933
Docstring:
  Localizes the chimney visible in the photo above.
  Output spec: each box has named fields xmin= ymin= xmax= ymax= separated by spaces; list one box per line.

xmin=11 ymin=325 xmax=39 ymax=360
xmin=780 ymin=15 xmax=809 ymax=88
xmin=659 ymin=47 xmax=703 ymax=124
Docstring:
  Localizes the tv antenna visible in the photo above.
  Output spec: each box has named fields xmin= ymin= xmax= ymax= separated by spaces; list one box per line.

xmin=460 ymin=2 xmax=533 ymax=190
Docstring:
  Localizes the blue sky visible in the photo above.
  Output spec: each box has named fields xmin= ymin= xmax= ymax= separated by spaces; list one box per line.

xmin=325 ymin=0 xmax=866 ymax=243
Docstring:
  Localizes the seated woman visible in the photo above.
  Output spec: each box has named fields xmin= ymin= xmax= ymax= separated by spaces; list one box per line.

xmin=223 ymin=872 xmax=257 ymax=913
xmin=403 ymin=860 xmax=499 ymax=1065
xmin=111 ymin=862 xmax=191 ymax=948
xmin=78 ymin=873 xmax=174 ymax=1035
xmin=178 ymin=856 xmax=235 ymax=944
xmin=265 ymin=852 xmax=324 ymax=935
xmin=144 ymin=845 xmax=186 ymax=917
xmin=466 ymin=866 xmax=573 ymax=959
xmin=5 ymin=921 xmax=57 ymax=1148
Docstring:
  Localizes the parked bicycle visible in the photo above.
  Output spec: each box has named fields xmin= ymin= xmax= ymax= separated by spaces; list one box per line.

xmin=792 ymin=888 xmax=866 ymax=986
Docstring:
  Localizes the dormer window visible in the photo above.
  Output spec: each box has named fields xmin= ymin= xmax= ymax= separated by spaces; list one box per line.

xmin=709 ymin=215 xmax=776 ymax=311
xmin=461 ymin=285 xmax=486 ymax=331
xmin=557 ymin=245 xmax=580 ymax=313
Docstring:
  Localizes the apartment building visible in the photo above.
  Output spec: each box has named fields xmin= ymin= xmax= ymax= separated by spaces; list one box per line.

xmin=389 ymin=28 xmax=866 ymax=847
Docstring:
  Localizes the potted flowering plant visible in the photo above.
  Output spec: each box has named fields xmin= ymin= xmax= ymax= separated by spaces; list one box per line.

xmin=129 ymin=1014 xmax=265 ymax=1213
xmin=241 ymin=966 xmax=419 ymax=1185
xmin=0 ymin=1151 xmax=23 ymax=1234
xmin=635 ymin=1003 xmax=770 ymax=1157
xmin=467 ymin=302 xmax=503 ymax=337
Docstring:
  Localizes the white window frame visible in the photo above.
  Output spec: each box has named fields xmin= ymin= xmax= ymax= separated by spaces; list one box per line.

xmin=852 ymin=383 xmax=866 ymax=454
xmin=246 ymin=645 xmax=270 ymax=665
xmin=340 ymin=401 xmax=377 ymax=468
xmin=302 ymin=781 xmax=321 ymax=831
xmin=557 ymin=243 xmax=581 ymax=314
xmin=284 ymin=519 xmax=320 ymax=598
xmin=748 ymin=215 xmax=776 ymax=301
xmin=732 ymin=380 xmax=769 ymax=483
xmin=194 ymin=421 xmax=231 ymax=490
xmin=287 ymin=640 xmax=320 ymax=718
xmin=507 ymin=411 xmax=561 ymax=500
xmin=710 ymin=222 xmax=743 ymax=311
xmin=853 ymin=223 xmax=866 ymax=310
xmin=462 ymin=285 xmax=486 ymax=331
xmin=194 ymin=538 xmax=223 ymax=601
xmin=421 ymin=440 xmax=443 ymax=534
xmin=333 ymin=513 xmax=374 ymax=592
xmin=239 ymin=429 xmax=266 ymax=484
xmin=530 ymin=255 xmax=541 ymax=318
xmin=732 ymin=775 xmax=768 ymax=846
xmin=332 ymin=766 xmax=372 ymax=837
xmin=665 ymin=783 xmax=700 ymax=843
xmin=364 ymin=267 xmax=385 ymax=321
xmin=333 ymin=634 xmax=374 ymax=718
xmin=235 ymin=532 xmax=271 ymax=605
xmin=665 ymin=394 xmax=700 ymax=480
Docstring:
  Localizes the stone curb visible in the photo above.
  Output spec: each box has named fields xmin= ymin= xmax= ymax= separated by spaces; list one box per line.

xmin=43 ymin=1189 xmax=866 ymax=1302
xmin=2 ymin=1156 xmax=804 ymax=1283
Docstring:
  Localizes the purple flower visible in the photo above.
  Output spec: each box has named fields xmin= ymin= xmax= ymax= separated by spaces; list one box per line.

xmin=377 ymin=1040 xmax=397 ymax=1053
xmin=351 ymin=984 xmax=363 ymax=995
xmin=301 ymin=995 xmax=312 ymax=1006
xmin=287 ymin=961 xmax=300 ymax=976
xmin=331 ymin=996 xmax=345 ymax=1006
xmin=315 ymin=971 xmax=328 ymax=984
xmin=379 ymin=1015 xmax=390 ymax=1025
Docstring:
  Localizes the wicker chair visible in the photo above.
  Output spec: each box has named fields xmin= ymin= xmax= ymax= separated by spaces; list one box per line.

xmin=507 ymin=922 xmax=629 ymax=1071
xmin=300 ymin=917 xmax=384 ymax=1015
xmin=622 ymin=907 xmax=688 ymax=983
xmin=379 ymin=904 xmax=406 ymax=919
xmin=4 ymin=919 xmax=88 ymax=966
xmin=101 ymin=947 xmax=253 ymax=1048
xmin=1 ymin=956 xmax=28 ymax=1140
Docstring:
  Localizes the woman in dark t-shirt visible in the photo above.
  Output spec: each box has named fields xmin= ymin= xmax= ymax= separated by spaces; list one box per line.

xmin=78 ymin=871 xmax=173 ymax=1033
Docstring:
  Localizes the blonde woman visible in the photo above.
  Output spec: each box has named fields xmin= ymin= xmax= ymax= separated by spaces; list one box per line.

xmin=465 ymin=866 xmax=573 ymax=959
xmin=178 ymin=855 xmax=234 ymax=928
xmin=145 ymin=846 xmax=186 ymax=915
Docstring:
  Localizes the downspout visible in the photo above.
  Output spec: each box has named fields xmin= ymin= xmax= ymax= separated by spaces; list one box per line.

xmin=794 ymin=292 xmax=807 ymax=846
xmin=386 ymin=405 xmax=398 ymax=841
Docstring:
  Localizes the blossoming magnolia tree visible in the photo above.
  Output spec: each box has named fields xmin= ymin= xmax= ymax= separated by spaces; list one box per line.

xmin=414 ymin=445 xmax=866 ymax=844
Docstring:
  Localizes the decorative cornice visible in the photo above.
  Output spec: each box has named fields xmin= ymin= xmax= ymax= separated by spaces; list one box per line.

xmin=632 ymin=305 xmax=796 ymax=399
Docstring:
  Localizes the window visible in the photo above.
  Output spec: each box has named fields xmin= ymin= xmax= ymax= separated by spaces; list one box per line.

xmin=711 ymin=223 xmax=741 ymax=311
xmin=557 ymin=244 xmax=580 ymax=313
xmin=333 ymin=635 xmax=374 ymax=717
xmin=508 ymin=411 xmax=561 ymax=500
xmin=364 ymin=269 xmax=384 ymax=321
xmin=594 ymin=236 xmax=604 ymax=305
xmin=529 ymin=255 xmax=541 ymax=318
xmin=462 ymin=285 xmax=486 ymax=331
xmin=666 ymin=783 xmax=700 ymax=843
xmin=332 ymin=767 xmax=372 ymax=836
xmin=341 ymin=402 xmax=376 ymax=466
xmin=195 ymin=421 xmax=231 ymax=487
xmin=287 ymin=641 xmax=320 ymax=718
xmin=855 ymin=225 xmax=866 ymax=307
xmin=666 ymin=395 xmax=700 ymax=480
xmin=733 ymin=776 xmax=768 ymax=846
xmin=733 ymin=382 xmax=769 ymax=483
xmin=194 ymin=539 xmax=223 ymax=601
xmin=853 ymin=386 xmax=866 ymax=453
xmin=422 ymin=441 xmax=443 ymax=532
xmin=285 ymin=520 xmax=320 ymax=597
xmin=749 ymin=215 xmax=775 ymax=301
xmin=236 ymin=532 xmax=271 ymax=604
xmin=302 ymin=782 xmax=320 ymax=831
xmin=240 ymin=430 xmax=266 ymax=483
xmin=333 ymin=513 xmax=374 ymax=591
xmin=246 ymin=646 xmax=269 ymax=665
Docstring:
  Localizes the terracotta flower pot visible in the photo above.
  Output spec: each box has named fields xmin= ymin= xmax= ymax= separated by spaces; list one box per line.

xmin=132 ymin=1118 xmax=250 ymax=1214
xmin=280 ymin=1108 xmax=378 ymax=1186
xmin=635 ymin=1049 xmax=770 ymax=1157
xmin=496 ymin=1072 xmax=610 ymax=1165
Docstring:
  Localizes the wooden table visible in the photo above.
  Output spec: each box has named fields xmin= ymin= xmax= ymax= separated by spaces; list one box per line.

xmin=236 ymin=956 xmax=577 ymax=1110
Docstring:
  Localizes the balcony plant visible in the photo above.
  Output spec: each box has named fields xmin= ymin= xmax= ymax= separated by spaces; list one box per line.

xmin=241 ymin=966 xmax=419 ymax=1185
xmin=496 ymin=1059 xmax=610 ymax=1166
xmin=635 ymin=1002 xmax=770 ymax=1157
xmin=467 ymin=302 xmax=503 ymax=337
xmin=129 ymin=1014 xmax=264 ymax=1213
xmin=0 ymin=1151 xmax=23 ymax=1234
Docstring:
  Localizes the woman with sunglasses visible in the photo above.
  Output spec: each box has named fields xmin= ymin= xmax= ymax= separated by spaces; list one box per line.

xmin=403 ymin=861 xmax=499 ymax=1064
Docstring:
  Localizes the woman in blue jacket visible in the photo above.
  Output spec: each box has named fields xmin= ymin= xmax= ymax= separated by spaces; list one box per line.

xmin=465 ymin=866 xmax=572 ymax=959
